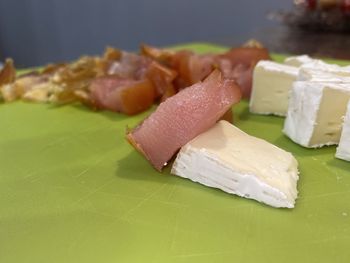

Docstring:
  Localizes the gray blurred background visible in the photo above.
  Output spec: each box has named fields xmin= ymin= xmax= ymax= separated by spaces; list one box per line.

xmin=0 ymin=0 xmax=291 ymax=67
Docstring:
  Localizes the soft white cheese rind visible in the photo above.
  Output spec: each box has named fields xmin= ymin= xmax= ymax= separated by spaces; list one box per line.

xmin=336 ymin=102 xmax=350 ymax=161
xmin=298 ymin=67 xmax=350 ymax=83
xmin=297 ymin=62 xmax=350 ymax=83
xmin=283 ymin=81 xmax=323 ymax=147
xmin=250 ymin=61 xmax=298 ymax=116
xmin=283 ymin=81 xmax=350 ymax=148
xmin=171 ymin=121 xmax=299 ymax=208
xmin=284 ymin=55 xmax=315 ymax=67
xmin=301 ymin=60 xmax=350 ymax=77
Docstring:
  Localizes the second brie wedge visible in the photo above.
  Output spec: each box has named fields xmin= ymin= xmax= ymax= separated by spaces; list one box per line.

xmin=171 ymin=121 xmax=299 ymax=208
xmin=250 ymin=61 xmax=298 ymax=116
xmin=283 ymin=81 xmax=350 ymax=148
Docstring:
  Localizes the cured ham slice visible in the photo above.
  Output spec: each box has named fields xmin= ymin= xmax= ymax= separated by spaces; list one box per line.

xmin=220 ymin=109 xmax=233 ymax=123
xmin=220 ymin=47 xmax=270 ymax=68
xmin=0 ymin=59 xmax=16 ymax=84
xmin=140 ymin=44 xmax=270 ymax=99
xmin=229 ymin=63 xmax=254 ymax=99
xmin=146 ymin=61 xmax=177 ymax=101
xmin=141 ymin=45 xmax=215 ymax=90
xmin=218 ymin=47 xmax=270 ymax=99
xmin=0 ymin=59 xmax=17 ymax=101
xmin=108 ymin=52 xmax=150 ymax=80
xmin=126 ymin=70 xmax=242 ymax=171
xmin=90 ymin=76 xmax=156 ymax=115
xmin=171 ymin=51 xmax=215 ymax=90
xmin=140 ymin=44 xmax=174 ymax=65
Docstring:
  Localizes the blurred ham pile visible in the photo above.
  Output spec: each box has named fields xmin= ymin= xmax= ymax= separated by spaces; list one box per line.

xmin=0 ymin=41 xmax=270 ymax=117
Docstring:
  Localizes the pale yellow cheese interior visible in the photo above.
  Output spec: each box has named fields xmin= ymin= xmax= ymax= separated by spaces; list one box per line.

xmin=250 ymin=64 xmax=297 ymax=116
xmin=309 ymin=87 xmax=350 ymax=146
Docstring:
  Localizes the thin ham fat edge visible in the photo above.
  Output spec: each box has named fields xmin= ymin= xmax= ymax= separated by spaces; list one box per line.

xmin=126 ymin=69 xmax=242 ymax=171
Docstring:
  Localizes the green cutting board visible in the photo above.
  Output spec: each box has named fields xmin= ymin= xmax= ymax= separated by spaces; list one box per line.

xmin=1 ymin=44 xmax=349 ymax=263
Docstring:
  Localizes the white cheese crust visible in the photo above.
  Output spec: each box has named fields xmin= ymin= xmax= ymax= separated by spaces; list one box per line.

xmin=298 ymin=67 xmax=350 ymax=83
xmin=284 ymin=55 xmax=350 ymax=80
xmin=336 ymin=102 xmax=350 ymax=161
xmin=250 ymin=61 xmax=298 ymax=116
xmin=171 ymin=121 xmax=299 ymax=208
xmin=283 ymin=81 xmax=350 ymax=148
xmin=284 ymin=55 xmax=315 ymax=67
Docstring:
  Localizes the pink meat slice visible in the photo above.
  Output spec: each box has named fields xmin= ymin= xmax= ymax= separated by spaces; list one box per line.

xmin=90 ymin=76 xmax=135 ymax=111
xmin=218 ymin=59 xmax=253 ymax=99
xmin=89 ymin=76 xmax=155 ymax=115
xmin=108 ymin=51 xmax=150 ymax=79
xmin=127 ymin=70 xmax=242 ymax=171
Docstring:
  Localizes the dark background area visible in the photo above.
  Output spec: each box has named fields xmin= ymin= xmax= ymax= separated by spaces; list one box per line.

xmin=0 ymin=0 xmax=292 ymax=67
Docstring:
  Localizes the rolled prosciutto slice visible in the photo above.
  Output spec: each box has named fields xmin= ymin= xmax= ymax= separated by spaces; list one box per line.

xmin=107 ymin=51 xmax=151 ymax=80
xmin=126 ymin=70 xmax=241 ymax=171
xmin=90 ymin=76 xmax=156 ymax=115
xmin=171 ymin=51 xmax=215 ymax=90
xmin=140 ymin=44 xmax=270 ymax=100
xmin=146 ymin=61 xmax=177 ymax=101
xmin=220 ymin=47 xmax=270 ymax=68
xmin=218 ymin=47 xmax=270 ymax=99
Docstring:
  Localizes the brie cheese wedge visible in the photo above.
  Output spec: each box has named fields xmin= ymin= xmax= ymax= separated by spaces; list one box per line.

xmin=171 ymin=120 xmax=299 ymax=208
xmin=250 ymin=61 xmax=298 ymax=116
xmin=284 ymin=55 xmax=315 ymax=67
xmin=283 ymin=81 xmax=350 ymax=148
xmin=336 ymin=101 xmax=350 ymax=161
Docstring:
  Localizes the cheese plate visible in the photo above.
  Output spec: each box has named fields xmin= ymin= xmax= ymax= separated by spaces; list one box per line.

xmin=1 ymin=43 xmax=349 ymax=263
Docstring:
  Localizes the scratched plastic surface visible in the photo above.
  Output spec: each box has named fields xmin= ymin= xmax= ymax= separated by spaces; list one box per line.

xmin=1 ymin=44 xmax=350 ymax=263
